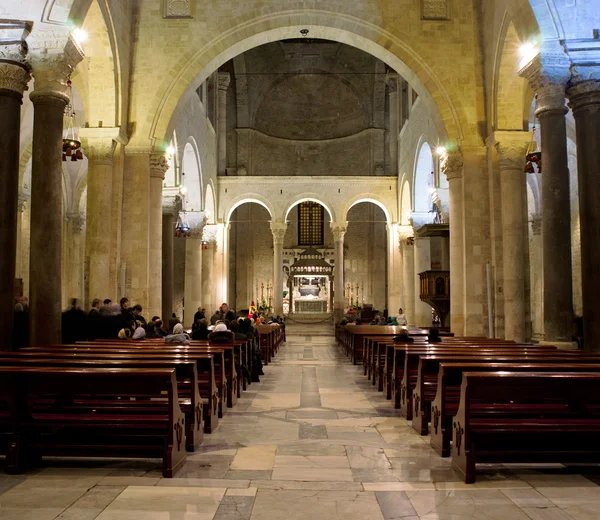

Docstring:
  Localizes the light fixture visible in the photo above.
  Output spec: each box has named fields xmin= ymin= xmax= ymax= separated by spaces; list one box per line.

xmin=179 ymin=185 xmax=188 ymax=196
xmin=72 ymin=28 xmax=88 ymax=44
xmin=436 ymin=146 xmax=447 ymax=156
xmin=175 ymin=209 xmax=190 ymax=237
xmin=300 ymin=28 xmax=309 ymax=37
xmin=519 ymin=41 xmax=538 ymax=63
xmin=166 ymin=145 xmax=175 ymax=158
xmin=62 ymin=79 xmax=83 ymax=162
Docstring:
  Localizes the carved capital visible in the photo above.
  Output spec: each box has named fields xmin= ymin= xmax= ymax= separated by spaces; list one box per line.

xmin=270 ymin=221 xmax=288 ymax=245
xmin=163 ymin=189 xmax=181 ymax=216
xmin=440 ymin=151 xmax=463 ymax=180
xmin=82 ymin=137 xmax=115 ymax=166
xmin=567 ymin=80 xmax=600 ymax=116
xmin=565 ymin=38 xmax=600 ymax=86
xmin=0 ymin=20 xmax=33 ymax=95
xmin=0 ymin=60 xmax=31 ymax=95
xmin=68 ymin=213 xmax=85 ymax=234
xmin=29 ymin=34 xmax=84 ymax=103
xmin=217 ymin=72 xmax=230 ymax=92
xmin=386 ymin=73 xmax=398 ymax=93
xmin=331 ymin=222 xmax=348 ymax=242
xmin=202 ymin=224 xmax=219 ymax=244
xmin=150 ymin=153 xmax=170 ymax=180
xmin=493 ymin=131 xmax=532 ymax=172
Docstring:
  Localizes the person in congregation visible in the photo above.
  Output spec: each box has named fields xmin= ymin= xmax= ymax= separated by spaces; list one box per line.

xmin=229 ymin=320 xmax=247 ymax=340
xmin=427 ymin=328 xmax=442 ymax=342
xmin=165 ymin=323 xmax=190 ymax=344
xmin=168 ymin=313 xmax=181 ymax=332
xmin=99 ymin=299 xmax=113 ymax=316
xmin=397 ymin=308 xmax=408 ymax=326
xmin=120 ymin=297 xmax=129 ymax=315
xmin=87 ymin=298 xmax=103 ymax=340
xmin=193 ymin=307 xmax=206 ymax=325
xmin=192 ymin=319 xmax=209 ymax=340
xmin=62 ymin=298 xmax=87 ymax=344
xmin=132 ymin=322 xmax=146 ymax=339
xmin=208 ymin=322 xmax=235 ymax=343
xmin=393 ymin=329 xmax=414 ymax=343
xmin=211 ymin=303 xmax=230 ymax=324
xmin=130 ymin=304 xmax=147 ymax=326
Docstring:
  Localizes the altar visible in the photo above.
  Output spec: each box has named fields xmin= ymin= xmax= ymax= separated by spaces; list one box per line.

xmin=287 ymin=248 xmax=334 ymax=317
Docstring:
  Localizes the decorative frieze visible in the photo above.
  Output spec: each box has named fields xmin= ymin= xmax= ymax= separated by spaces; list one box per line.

xmin=422 ymin=0 xmax=450 ymax=21
xmin=164 ymin=0 xmax=193 ymax=18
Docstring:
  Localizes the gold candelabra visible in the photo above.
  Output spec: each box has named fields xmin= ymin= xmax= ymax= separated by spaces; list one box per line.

xmin=261 ymin=281 xmax=265 ymax=302
xmin=355 ymin=281 xmax=359 ymax=308
xmin=268 ymin=281 xmax=273 ymax=311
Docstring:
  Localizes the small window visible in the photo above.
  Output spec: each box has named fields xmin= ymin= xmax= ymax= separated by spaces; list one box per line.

xmin=298 ymin=202 xmax=324 ymax=246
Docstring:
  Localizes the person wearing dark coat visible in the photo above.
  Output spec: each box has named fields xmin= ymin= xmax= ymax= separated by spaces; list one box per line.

xmin=393 ymin=329 xmax=414 ymax=343
xmin=192 ymin=319 xmax=209 ymax=340
xmin=208 ymin=323 xmax=235 ymax=343
xmin=62 ymin=299 xmax=87 ymax=344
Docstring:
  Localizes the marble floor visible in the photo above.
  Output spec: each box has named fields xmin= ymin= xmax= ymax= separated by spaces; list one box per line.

xmin=2 ymin=333 xmax=600 ymax=519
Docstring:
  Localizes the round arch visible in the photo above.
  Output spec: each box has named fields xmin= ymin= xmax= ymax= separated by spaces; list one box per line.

xmin=181 ymin=139 xmax=203 ymax=212
xmin=152 ymin=13 xmax=457 ymax=148
xmin=226 ymin=196 xmax=274 ymax=224
xmin=343 ymin=197 xmax=392 ymax=224
xmin=413 ymin=139 xmax=434 ymax=214
xmin=284 ymin=197 xmax=334 ymax=223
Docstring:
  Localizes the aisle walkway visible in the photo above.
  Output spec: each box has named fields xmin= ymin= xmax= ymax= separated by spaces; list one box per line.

xmin=2 ymin=334 xmax=600 ymax=519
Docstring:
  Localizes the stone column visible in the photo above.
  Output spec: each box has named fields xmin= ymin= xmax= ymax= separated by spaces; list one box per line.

xmin=521 ymin=56 xmax=573 ymax=342
xmin=0 ymin=36 xmax=31 ymax=349
xmin=65 ymin=214 xmax=85 ymax=304
xmin=270 ymin=221 xmax=287 ymax=316
xmin=386 ymin=74 xmax=399 ymax=176
xmin=162 ymin=194 xmax=178 ymax=321
xmin=184 ymin=231 xmax=203 ymax=327
xmin=217 ymin=72 xmax=230 ymax=176
xmin=567 ymin=79 xmax=600 ymax=351
xmin=80 ymin=129 xmax=118 ymax=307
xmin=494 ymin=132 xmax=531 ymax=342
xmin=414 ymin=236 xmax=432 ymax=327
xmin=148 ymin=153 xmax=169 ymax=319
xmin=29 ymin=37 xmax=83 ymax=346
xmin=399 ymin=229 xmax=415 ymax=325
xmin=441 ymin=152 xmax=465 ymax=335
xmin=386 ymin=223 xmax=402 ymax=314
xmin=202 ymin=225 xmax=218 ymax=314
xmin=530 ymin=214 xmax=544 ymax=340
xmin=331 ymin=223 xmax=348 ymax=322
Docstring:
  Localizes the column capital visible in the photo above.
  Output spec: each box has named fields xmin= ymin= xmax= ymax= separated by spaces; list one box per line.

xmin=0 ymin=20 xmax=33 ymax=95
xmin=217 ymin=72 xmax=231 ymax=91
xmin=330 ymin=222 xmax=348 ymax=242
xmin=270 ymin=221 xmax=288 ymax=245
xmin=492 ymin=131 xmax=532 ymax=172
xmin=202 ymin=223 xmax=219 ymax=245
xmin=163 ymin=188 xmax=181 ymax=216
xmin=440 ymin=150 xmax=463 ymax=180
xmin=67 ymin=213 xmax=85 ymax=234
xmin=150 ymin=152 xmax=170 ymax=180
xmin=80 ymin=128 xmax=122 ymax=166
xmin=531 ymin=214 xmax=542 ymax=236
xmin=29 ymin=33 xmax=84 ymax=103
xmin=567 ymin=80 xmax=600 ymax=116
xmin=519 ymin=49 xmax=570 ymax=115
xmin=385 ymin=73 xmax=398 ymax=92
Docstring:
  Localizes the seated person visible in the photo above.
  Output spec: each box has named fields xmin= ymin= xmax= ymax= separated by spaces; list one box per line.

xmin=393 ymin=329 xmax=414 ymax=343
xmin=191 ymin=319 xmax=209 ymax=340
xmin=165 ymin=323 xmax=190 ymax=344
xmin=427 ymin=327 xmax=442 ymax=343
xmin=208 ymin=322 xmax=235 ymax=343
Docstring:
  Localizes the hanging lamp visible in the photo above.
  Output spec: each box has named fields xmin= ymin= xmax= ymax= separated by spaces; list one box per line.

xmin=524 ymin=95 xmax=542 ymax=174
xmin=62 ymin=79 xmax=83 ymax=162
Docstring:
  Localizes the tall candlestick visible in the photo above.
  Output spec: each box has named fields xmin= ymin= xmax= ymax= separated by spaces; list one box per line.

xmin=261 ymin=281 xmax=265 ymax=302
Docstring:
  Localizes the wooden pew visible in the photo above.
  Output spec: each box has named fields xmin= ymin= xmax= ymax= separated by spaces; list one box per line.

xmin=13 ymin=348 xmax=223 ymax=430
xmin=430 ymin=360 xmax=600 ymax=457
xmin=0 ymin=366 xmax=186 ymax=477
xmin=451 ymin=371 xmax=600 ymax=483
xmin=0 ymin=356 xmax=205 ymax=449
xmin=395 ymin=345 xmax=563 ymax=418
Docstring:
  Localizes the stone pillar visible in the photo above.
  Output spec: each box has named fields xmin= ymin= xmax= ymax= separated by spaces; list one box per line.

xmin=521 ymin=56 xmax=573 ymax=342
xmin=148 ymin=153 xmax=169 ymax=319
xmin=65 ymin=214 xmax=85 ymax=304
xmin=567 ymin=79 xmax=600 ymax=351
xmin=184 ymin=233 xmax=203 ymax=327
xmin=202 ymin=225 xmax=218 ymax=314
xmin=414 ymin=236 xmax=432 ymax=326
xmin=530 ymin=214 xmax=544 ymax=340
xmin=386 ymin=74 xmax=399 ymax=176
xmin=441 ymin=152 xmax=465 ymax=335
xmin=331 ymin=223 xmax=348 ymax=322
xmin=386 ymin=223 xmax=402 ymax=314
xmin=494 ymin=132 xmax=531 ymax=342
xmin=0 ymin=36 xmax=31 ymax=349
xmin=162 ymin=194 xmax=178 ymax=321
xmin=80 ymin=128 xmax=118 ymax=307
xmin=217 ymin=72 xmax=230 ymax=176
xmin=271 ymin=221 xmax=287 ymax=316
xmin=29 ymin=37 xmax=83 ymax=346
xmin=399 ymin=229 xmax=415 ymax=325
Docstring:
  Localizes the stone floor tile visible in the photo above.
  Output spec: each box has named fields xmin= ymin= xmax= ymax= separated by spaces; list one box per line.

xmin=251 ymin=480 xmax=363 ymax=491
xmin=95 ymin=486 xmax=226 ymax=519
xmin=346 ymin=446 xmax=391 ymax=469
xmin=213 ymin=495 xmax=255 ymax=520
xmin=157 ymin=478 xmax=250 ymax=488
xmin=274 ymin=455 xmax=350 ymax=468
xmin=271 ymin=467 xmax=354 ymax=481
xmin=230 ymin=446 xmax=276 ymax=471
xmin=226 ymin=487 xmax=258 ymax=496
xmin=375 ymin=491 xmax=418 ymax=519
xmin=97 ymin=476 xmax=160 ymax=486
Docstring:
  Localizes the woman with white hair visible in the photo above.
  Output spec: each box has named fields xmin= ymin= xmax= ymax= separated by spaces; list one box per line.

xmin=165 ymin=323 xmax=191 ymax=344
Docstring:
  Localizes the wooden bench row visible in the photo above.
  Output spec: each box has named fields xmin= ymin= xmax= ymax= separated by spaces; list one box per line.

xmin=0 ymin=331 xmax=284 ymax=477
xmin=337 ymin=325 xmax=600 ymax=483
